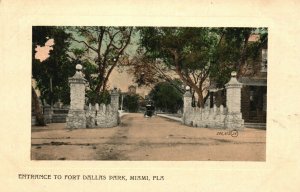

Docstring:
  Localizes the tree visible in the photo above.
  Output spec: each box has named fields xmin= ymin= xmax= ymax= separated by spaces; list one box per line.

xmin=32 ymin=26 xmax=73 ymax=125
xmin=137 ymin=27 xmax=218 ymax=107
xmin=135 ymin=27 xmax=267 ymax=107
xmin=32 ymin=26 xmax=73 ymax=105
xmin=31 ymin=86 xmax=45 ymax=126
xmin=210 ymin=27 xmax=268 ymax=86
xmin=149 ymin=80 xmax=183 ymax=113
xmin=67 ymin=27 xmax=134 ymax=104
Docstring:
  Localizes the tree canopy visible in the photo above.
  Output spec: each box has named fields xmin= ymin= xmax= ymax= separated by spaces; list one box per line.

xmin=210 ymin=27 xmax=268 ymax=86
xmin=32 ymin=26 xmax=73 ymax=105
xmin=32 ymin=26 xmax=267 ymax=111
xmin=133 ymin=27 xmax=267 ymax=107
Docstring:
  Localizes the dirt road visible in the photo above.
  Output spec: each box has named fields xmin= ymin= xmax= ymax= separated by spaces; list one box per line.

xmin=31 ymin=113 xmax=266 ymax=161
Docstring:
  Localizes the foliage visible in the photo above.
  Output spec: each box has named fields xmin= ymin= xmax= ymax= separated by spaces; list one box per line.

xmin=32 ymin=26 xmax=73 ymax=105
xmin=137 ymin=27 xmax=218 ymax=107
xmin=149 ymin=80 xmax=183 ymax=113
xmin=136 ymin=27 xmax=268 ymax=107
xmin=123 ymin=94 xmax=140 ymax=112
xmin=210 ymin=27 xmax=268 ymax=86
xmin=86 ymin=89 xmax=111 ymax=105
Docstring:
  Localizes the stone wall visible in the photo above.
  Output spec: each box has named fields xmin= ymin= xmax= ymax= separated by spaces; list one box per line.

xmin=182 ymin=71 xmax=244 ymax=130
xmin=43 ymin=104 xmax=53 ymax=124
xmin=85 ymin=88 xmax=120 ymax=128
xmin=183 ymin=104 xmax=227 ymax=128
xmin=86 ymin=103 xmax=119 ymax=128
xmin=52 ymin=108 xmax=68 ymax=123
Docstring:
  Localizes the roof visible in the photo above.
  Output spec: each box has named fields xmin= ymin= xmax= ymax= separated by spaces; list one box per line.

xmin=238 ymin=77 xmax=267 ymax=86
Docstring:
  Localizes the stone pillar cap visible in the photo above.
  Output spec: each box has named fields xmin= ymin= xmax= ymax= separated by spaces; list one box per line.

xmin=70 ymin=64 xmax=86 ymax=81
xmin=76 ymin=64 xmax=83 ymax=71
xmin=225 ymin=71 xmax=242 ymax=87
xmin=231 ymin=71 xmax=237 ymax=77
xmin=111 ymin=87 xmax=119 ymax=95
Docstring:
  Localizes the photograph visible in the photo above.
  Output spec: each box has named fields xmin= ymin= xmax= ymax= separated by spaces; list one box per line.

xmin=2 ymin=1 xmax=300 ymax=191
xmin=31 ymin=26 xmax=267 ymax=161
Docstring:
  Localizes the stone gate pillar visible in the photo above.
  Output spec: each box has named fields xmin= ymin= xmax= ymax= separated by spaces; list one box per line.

xmin=183 ymin=86 xmax=192 ymax=124
xmin=111 ymin=87 xmax=120 ymax=125
xmin=224 ymin=71 xmax=244 ymax=129
xmin=110 ymin=87 xmax=119 ymax=111
xmin=66 ymin=64 xmax=87 ymax=129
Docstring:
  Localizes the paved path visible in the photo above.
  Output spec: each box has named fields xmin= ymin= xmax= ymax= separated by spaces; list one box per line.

xmin=31 ymin=113 xmax=266 ymax=161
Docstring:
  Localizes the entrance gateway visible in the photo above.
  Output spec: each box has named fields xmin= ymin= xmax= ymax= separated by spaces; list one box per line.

xmin=66 ymin=65 xmax=244 ymax=130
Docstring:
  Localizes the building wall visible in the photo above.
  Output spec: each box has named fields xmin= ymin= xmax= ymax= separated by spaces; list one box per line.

xmin=241 ymin=86 xmax=251 ymax=122
xmin=241 ymin=86 xmax=267 ymax=123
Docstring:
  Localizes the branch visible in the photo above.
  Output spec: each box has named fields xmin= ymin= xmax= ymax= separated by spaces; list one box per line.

xmin=101 ymin=28 xmax=123 ymax=68
xmin=102 ymin=28 xmax=133 ymax=90
xmin=151 ymin=63 xmax=184 ymax=93
xmin=191 ymin=71 xmax=199 ymax=85
xmin=97 ymin=28 xmax=105 ymax=54
xmin=108 ymin=30 xmax=123 ymax=49
xmin=200 ymin=69 xmax=210 ymax=84
xmin=70 ymin=36 xmax=98 ymax=53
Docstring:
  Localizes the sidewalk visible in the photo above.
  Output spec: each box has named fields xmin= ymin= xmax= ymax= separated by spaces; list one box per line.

xmin=156 ymin=113 xmax=182 ymax=122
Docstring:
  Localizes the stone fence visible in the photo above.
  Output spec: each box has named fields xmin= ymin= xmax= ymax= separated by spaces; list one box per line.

xmin=182 ymin=71 xmax=244 ymax=130
xmin=86 ymin=102 xmax=120 ymax=128
xmin=43 ymin=105 xmax=69 ymax=124
xmin=38 ymin=100 xmax=119 ymax=127
xmin=183 ymin=104 xmax=228 ymax=128
xmin=31 ymin=102 xmax=69 ymax=126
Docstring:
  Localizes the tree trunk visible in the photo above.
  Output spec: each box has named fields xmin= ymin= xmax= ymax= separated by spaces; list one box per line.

xmin=195 ymin=88 xmax=205 ymax=108
xmin=32 ymin=86 xmax=46 ymax=126
xmin=172 ymin=52 xmax=206 ymax=108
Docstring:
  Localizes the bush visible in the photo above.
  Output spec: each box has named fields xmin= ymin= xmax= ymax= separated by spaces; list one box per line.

xmin=149 ymin=81 xmax=183 ymax=113
xmin=123 ymin=94 xmax=140 ymax=112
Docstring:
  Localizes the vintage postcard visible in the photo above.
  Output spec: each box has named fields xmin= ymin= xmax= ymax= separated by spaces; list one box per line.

xmin=31 ymin=26 xmax=267 ymax=161
xmin=1 ymin=0 xmax=300 ymax=191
